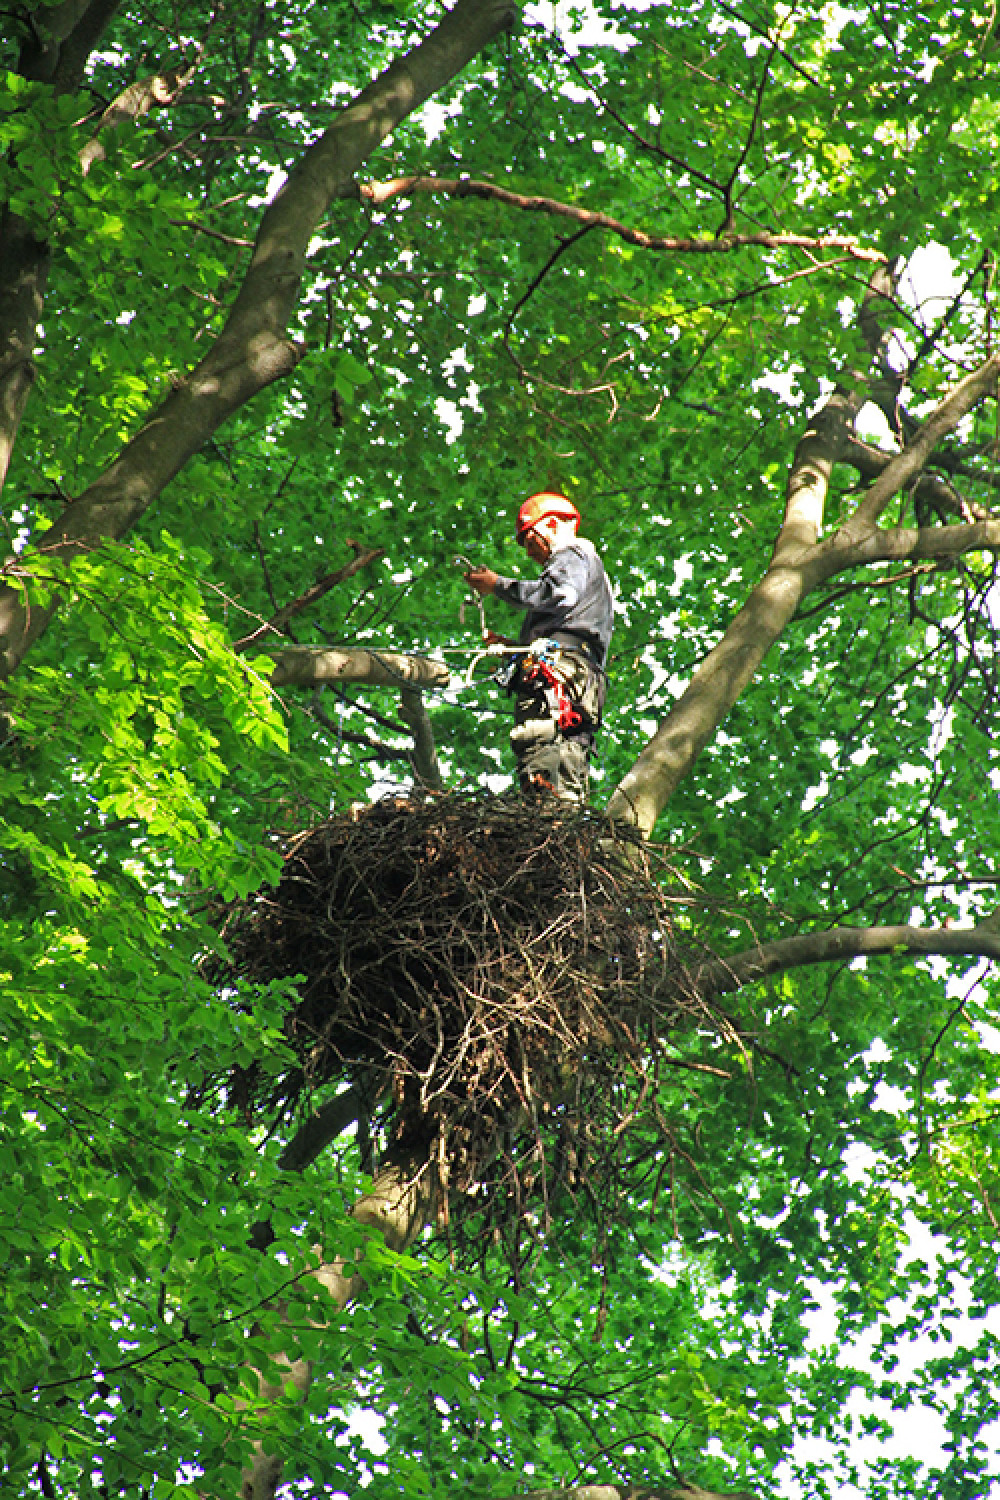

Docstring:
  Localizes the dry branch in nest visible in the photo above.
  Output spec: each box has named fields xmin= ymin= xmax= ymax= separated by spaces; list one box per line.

xmin=211 ymin=794 xmax=735 ymax=1254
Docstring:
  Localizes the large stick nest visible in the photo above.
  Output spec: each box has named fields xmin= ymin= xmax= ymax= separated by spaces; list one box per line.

xmin=211 ymin=794 xmax=731 ymax=1241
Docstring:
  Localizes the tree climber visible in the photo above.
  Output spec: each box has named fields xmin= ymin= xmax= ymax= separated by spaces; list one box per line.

xmin=464 ymin=492 xmax=613 ymax=803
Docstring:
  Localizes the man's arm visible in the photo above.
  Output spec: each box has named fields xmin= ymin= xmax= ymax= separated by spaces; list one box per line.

xmin=464 ymin=566 xmax=498 ymax=595
xmin=493 ymin=547 xmax=588 ymax=612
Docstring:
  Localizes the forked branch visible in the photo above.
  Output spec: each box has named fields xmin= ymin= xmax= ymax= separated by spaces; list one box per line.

xmin=608 ymin=346 xmax=1000 ymax=835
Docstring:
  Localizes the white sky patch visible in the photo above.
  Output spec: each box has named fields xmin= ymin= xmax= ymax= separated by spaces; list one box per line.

xmin=422 ymin=97 xmax=463 ymax=142
xmin=854 ymin=400 xmax=895 ymax=447
xmin=248 ymin=164 xmax=288 ymax=209
xmin=523 ymin=0 xmax=641 ymax=54
xmin=800 ymin=775 xmax=829 ymax=812
xmin=482 ymin=770 xmax=515 ymax=794
xmin=435 ymin=398 xmax=463 ymax=443
xmin=837 ymin=295 xmax=856 ymax=327
xmin=444 ymin=346 xmax=472 ymax=376
xmin=668 ymin=556 xmax=694 ymax=594
xmin=901 ymin=243 xmax=964 ymax=323
xmin=977 ymin=1018 xmax=1000 ymax=1053
xmin=871 ymin=1080 xmax=910 ymax=1113
xmin=752 ymin=366 xmax=806 ymax=406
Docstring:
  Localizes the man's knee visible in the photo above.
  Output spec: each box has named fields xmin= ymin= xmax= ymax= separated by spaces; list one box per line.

xmin=513 ymin=732 xmax=590 ymax=804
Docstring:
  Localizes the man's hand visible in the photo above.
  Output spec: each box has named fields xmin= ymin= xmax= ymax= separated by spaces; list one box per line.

xmin=464 ymin=566 xmax=498 ymax=596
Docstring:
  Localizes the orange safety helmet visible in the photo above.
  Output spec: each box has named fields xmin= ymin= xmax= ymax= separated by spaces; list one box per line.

xmin=515 ymin=491 xmax=581 ymax=543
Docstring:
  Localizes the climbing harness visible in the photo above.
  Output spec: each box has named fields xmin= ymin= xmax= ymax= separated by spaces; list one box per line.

xmin=517 ymin=639 xmax=586 ymax=732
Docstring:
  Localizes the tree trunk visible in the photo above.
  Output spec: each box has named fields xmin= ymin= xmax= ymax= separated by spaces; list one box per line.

xmin=240 ymin=1146 xmax=439 ymax=1500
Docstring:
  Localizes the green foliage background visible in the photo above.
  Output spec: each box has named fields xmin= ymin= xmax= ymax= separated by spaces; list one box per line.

xmin=2 ymin=1 xmax=1000 ymax=1496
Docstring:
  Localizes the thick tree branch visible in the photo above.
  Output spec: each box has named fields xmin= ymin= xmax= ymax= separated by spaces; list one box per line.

xmin=694 ymin=922 xmax=1000 ymax=1000
xmin=0 ymin=211 xmax=49 ymax=500
xmin=846 ymin=430 xmax=1000 ymax=521
xmin=360 ymin=175 xmax=887 ymax=265
xmin=843 ymin=434 xmax=997 ymax=523
xmin=269 ymin=647 xmax=448 ymax=691
xmin=606 ymin=561 xmax=811 ymax=834
xmin=18 ymin=0 xmax=122 ymax=87
xmin=822 ymin=517 xmax=1000 ymax=572
xmin=606 ymin=389 xmax=861 ymax=833
xmin=857 ymin=261 xmax=904 ymax=407
xmin=609 ymin=349 xmax=1000 ymax=835
xmin=776 ymin=385 xmax=864 ymax=554
xmin=0 ymin=0 xmax=518 ymax=680
xmin=276 ymin=1089 xmax=364 ymax=1173
xmin=399 ymin=686 xmax=443 ymax=790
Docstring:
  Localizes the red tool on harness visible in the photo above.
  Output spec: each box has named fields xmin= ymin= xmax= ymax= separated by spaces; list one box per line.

xmin=520 ymin=647 xmax=584 ymax=733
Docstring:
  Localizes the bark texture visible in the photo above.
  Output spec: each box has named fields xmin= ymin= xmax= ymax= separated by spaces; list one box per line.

xmin=0 ymin=210 xmax=48 ymax=499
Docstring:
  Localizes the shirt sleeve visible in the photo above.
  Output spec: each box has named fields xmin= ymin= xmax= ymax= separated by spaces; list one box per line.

xmin=494 ymin=548 xmax=589 ymax=614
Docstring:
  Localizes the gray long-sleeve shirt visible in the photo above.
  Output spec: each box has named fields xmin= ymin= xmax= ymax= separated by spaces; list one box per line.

xmin=494 ymin=538 xmax=613 ymax=667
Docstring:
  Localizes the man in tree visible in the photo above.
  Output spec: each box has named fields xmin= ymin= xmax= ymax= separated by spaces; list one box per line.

xmin=465 ymin=492 xmax=613 ymax=802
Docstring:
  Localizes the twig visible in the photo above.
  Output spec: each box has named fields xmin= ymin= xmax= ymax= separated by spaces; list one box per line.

xmin=232 ymin=541 xmax=384 ymax=651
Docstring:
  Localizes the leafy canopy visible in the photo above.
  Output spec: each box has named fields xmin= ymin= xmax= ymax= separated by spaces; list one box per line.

xmin=2 ymin=1 xmax=1000 ymax=1497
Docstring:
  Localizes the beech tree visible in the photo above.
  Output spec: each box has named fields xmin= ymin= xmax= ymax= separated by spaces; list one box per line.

xmin=3 ymin=1 xmax=1000 ymax=1497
